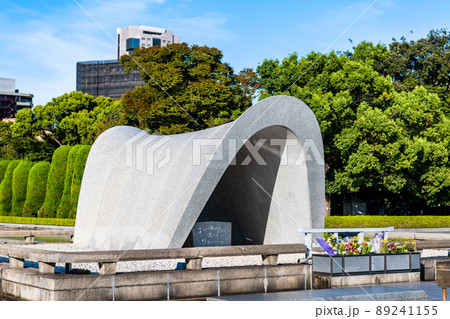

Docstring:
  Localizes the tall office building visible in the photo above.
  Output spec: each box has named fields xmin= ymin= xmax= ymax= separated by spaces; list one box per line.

xmin=77 ymin=26 xmax=179 ymax=99
xmin=116 ymin=26 xmax=180 ymax=59
xmin=0 ymin=78 xmax=33 ymax=121
xmin=76 ymin=60 xmax=144 ymax=100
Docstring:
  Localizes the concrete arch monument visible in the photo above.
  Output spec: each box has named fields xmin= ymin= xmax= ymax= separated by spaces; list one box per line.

xmin=73 ymin=96 xmax=325 ymax=250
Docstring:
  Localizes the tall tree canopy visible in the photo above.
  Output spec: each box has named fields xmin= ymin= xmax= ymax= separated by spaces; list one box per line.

xmin=0 ymin=92 xmax=121 ymax=162
xmin=257 ymin=32 xmax=449 ymax=214
xmin=120 ymin=43 xmax=260 ymax=134
xmin=348 ymin=29 xmax=450 ymax=110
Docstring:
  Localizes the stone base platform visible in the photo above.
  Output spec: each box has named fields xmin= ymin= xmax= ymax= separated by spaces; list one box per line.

xmin=421 ymin=256 xmax=450 ymax=281
xmin=313 ymin=272 xmax=420 ymax=289
xmin=0 ymin=263 xmax=311 ymax=301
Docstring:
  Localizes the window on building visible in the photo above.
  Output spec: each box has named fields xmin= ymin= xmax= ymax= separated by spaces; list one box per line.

xmin=143 ymin=31 xmax=162 ymax=36
xmin=163 ymin=40 xmax=166 ymax=43
xmin=167 ymin=41 xmax=171 ymax=44
xmin=153 ymin=38 xmax=161 ymax=46
xmin=117 ymin=34 xmax=120 ymax=58
xmin=126 ymin=38 xmax=140 ymax=51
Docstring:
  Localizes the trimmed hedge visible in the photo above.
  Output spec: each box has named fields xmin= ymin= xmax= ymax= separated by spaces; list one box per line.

xmin=11 ymin=161 xmax=35 ymax=216
xmin=39 ymin=145 xmax=72 ymax=218
xmin=69 ymin=145 xmax=91 ymax=219
xmin=23 ymin=161 xmax=51 ymax=217
xmin=0 ymin=215 xmax=75 ymax=226
xmin=0 ymin=160 xmax=11 ymax=183
xmin=325 ymin=216 xmax=450 ymax=229
xmin=57 ymin=145 xmax=81 ymax=218
xmin=0 ymin=160 xmax=21 ymax=216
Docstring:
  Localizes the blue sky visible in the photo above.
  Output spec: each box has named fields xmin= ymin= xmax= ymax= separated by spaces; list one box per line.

xmin=1 ymin=0 xmax=449 ymax=106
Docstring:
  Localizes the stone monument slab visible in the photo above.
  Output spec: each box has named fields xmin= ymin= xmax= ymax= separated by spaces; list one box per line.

xmin=192 ymin=221 xmax=232 ymax=247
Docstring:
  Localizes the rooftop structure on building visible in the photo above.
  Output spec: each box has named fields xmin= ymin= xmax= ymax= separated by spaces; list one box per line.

xmin=0 ymin=78 xmax=33 ymax=121
xmin=77 ymin=25 xmax=179 ymax=99
xmin=116 ymin=25 xmax=180 ymax=59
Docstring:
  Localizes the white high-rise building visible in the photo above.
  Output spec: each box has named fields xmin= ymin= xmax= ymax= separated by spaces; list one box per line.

xmin=116 ymin=26 xmax=180 ymax=59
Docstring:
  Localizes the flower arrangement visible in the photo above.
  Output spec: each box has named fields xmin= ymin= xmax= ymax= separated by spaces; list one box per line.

xmin=317 ymin=232 xmax=417 ymax=256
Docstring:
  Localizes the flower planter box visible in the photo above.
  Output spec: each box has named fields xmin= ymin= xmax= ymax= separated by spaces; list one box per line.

xmin=312 ymin=252 xmax=420 ymax=276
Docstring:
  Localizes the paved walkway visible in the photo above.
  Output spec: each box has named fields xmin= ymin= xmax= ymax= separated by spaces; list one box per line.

xmin=393 ymin=228 xmax=450 ymax=233
xmin=361 ymin=228 xmax=450 ymax=241
xmin=209 ymin=282 xmax=444 ymax=301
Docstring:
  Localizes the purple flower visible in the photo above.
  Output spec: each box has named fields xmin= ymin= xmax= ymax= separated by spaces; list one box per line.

xmin=316 ymin=238 xmax=336 ymax=256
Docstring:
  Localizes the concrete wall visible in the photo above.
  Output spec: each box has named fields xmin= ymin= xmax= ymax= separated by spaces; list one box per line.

xmin=313 ymin=272 xmax=420 ymax=289
xmin=0 ymin=78 xmax=15 ymax=92
xmin=421 ymin=256 xmax=450 ymax=281
xmin=0 ymin=263 xmax=311 ymax=301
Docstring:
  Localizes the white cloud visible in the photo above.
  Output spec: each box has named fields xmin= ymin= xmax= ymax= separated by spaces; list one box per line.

xmin=0 ymin=23 xmax=113 ymax=105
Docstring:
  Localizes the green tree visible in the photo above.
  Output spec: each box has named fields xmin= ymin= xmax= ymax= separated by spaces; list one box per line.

xmin=0 ymin=121 xmax=19 ymax=160
xmin=39 ymin=146 xmax=72 ymax=218
xmin=23 ymin=161 xmax=51 ymax=217
xmin=258 ymin=51 xmax=394 ymax=179
xmin=333 ymin=87 xmax=449 ymax=214
xmin=120 ymin=43 xmax=260 ymax=134
xmin=11 ymin=161 xmax=35 ymax=216
xmin=257 ymin=48 xmax=449 ymax=214
xmin=387 ymin=29 xmax=450 ymax=95
xmin=0 ymin=160 xmax=11 ymax=183
xmin=7 ymin=108 xmax=55 ymax=161
xmin=345 ymin=40 xmax=392 ymax=76
xmin=6 ymin=92 xmax=121 ymax=162
xmin=58 ymin=97 xmax=122 ymax=145
xmin=348 ymin=29 xmax=450 ymax=111
xmin=57 ymin=145 xmax=81 ymax=218
xmin=69 ymin=145 xmax=91 ymax=219
xmin=0 ymin=160 xmax=21 ymax=215
xmin=388 ymin=87 xmax=449 ymax=208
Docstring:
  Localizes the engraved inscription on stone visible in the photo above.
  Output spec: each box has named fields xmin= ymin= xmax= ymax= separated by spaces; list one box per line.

xmin=192 ymin=221 xmax=231 ymax=247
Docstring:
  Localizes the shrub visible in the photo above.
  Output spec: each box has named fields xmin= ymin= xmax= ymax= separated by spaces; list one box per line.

xmin=11 ymin=161 xmax=35 ymax=216
xmin=0 ymin=160 xmax=11 ymax=183
xmin=23 ymin=161 xmax=51 ymax=217
xmin=57 ymin=145 xmax=81 ymax=218
xmin=325 ymin=215 xmax=450 ymax=229
xmin=69 ymin=145 xmax=91 ymax=219
xmin=0 ymin=215 xmax=75 ymax=226
xmin=39 ymin=145 xmax=72 ymax=218
xmin=0 ymin=160 xmax=21 ymax=216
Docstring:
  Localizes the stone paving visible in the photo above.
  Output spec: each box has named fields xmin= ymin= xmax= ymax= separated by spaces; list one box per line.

xmin=208 ymin=282 xmax=444 ymax=301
